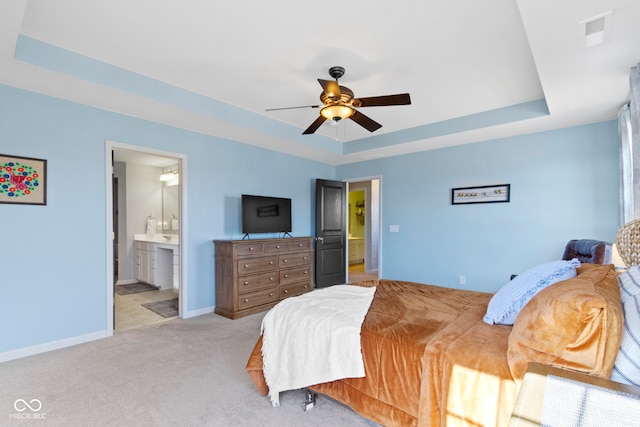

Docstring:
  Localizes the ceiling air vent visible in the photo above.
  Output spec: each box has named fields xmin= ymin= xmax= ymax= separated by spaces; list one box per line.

xmin=580 ymin=11 xmax=613 ymax=48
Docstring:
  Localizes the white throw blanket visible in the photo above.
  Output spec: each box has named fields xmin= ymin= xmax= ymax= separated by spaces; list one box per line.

xmin=260 ymin=285 xmax=376 ymax=407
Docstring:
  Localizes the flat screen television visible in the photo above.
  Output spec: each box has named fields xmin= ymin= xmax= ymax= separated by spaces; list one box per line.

xmin=241 ymin=194 xmax=292 ymax=235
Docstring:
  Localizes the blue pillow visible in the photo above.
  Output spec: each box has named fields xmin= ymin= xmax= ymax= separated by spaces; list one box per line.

xmin=618 ymin=266 xmax=640 ymax=304
xmin=483 ymin=258 xmax=581 ymax=325
xmin=610 ymin=293 xmax=640 ymax=386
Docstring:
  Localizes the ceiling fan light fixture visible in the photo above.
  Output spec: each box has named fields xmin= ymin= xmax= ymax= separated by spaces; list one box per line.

xmin=320 ymin=104 xmax=354 ymax=121
xmin=267 ymin=66 xmax=411 ymax=135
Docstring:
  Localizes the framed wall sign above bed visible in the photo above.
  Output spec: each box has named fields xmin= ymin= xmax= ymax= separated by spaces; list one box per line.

xmin=451 ymin=183 xmax=510 ymax=205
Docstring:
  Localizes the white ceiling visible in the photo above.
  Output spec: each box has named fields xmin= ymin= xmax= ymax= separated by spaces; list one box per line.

xmin=1 ymin=0 xmax=639 ymax=165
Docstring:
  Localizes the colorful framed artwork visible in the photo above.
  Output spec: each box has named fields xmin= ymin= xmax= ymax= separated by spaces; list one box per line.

xmin=0 ymin=154 xmax=47 ymax=205
xmin=451 ymin=184 xmax=510 ymax=205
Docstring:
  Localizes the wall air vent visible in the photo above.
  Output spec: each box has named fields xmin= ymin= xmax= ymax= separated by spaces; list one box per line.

xmin=580 ymin=11 xmax=613 ymax=48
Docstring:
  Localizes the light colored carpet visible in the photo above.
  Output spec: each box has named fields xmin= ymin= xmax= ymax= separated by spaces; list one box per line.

xmin=0 ymin=312 xmax=375 ymax=426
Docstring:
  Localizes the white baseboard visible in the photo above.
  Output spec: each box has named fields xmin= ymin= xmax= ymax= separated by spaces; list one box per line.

xmin=0 ymin=330 xmax=112 ymax=363
xmin=182 ymin=306 xmax=214 ymax=319
xmin=1 ymin=306 xmax=216 ymax=363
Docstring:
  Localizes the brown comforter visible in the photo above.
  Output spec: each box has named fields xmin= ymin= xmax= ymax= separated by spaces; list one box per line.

xmin=246 ymin=265 xmax=624 ymax=426
xmin=246 ymin=279 xmax=517 ymax=426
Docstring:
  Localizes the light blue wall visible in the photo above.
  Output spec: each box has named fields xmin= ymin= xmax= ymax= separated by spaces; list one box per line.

xmin=337 ymin=121 xmax=620 ymax=292
xmin=0 ymin=82 xmax=621 ymax=357
xmin=0 ymin=84 xmax=333 ymax=354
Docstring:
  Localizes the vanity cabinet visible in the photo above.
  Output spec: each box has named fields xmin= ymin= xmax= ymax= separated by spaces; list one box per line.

xmin=135 ymin=241 xmax=157 ymax=285
xmin=134 ymin=239 xmax=180 ymax=290
xmin=349 ymin=238 xmax=364 ymax=264
xmin=214 ymin=237 xmax=314 ymax=319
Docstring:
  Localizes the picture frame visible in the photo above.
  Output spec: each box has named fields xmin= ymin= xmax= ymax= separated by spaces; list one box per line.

xmin=451 ymin=184 xmax=510 ymax=205
xmin=0 ymin=154 xmax=47 ymax=205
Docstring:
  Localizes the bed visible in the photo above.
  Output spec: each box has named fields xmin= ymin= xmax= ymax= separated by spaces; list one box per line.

xmin=245 ymin=262 xmax=623 ymax=426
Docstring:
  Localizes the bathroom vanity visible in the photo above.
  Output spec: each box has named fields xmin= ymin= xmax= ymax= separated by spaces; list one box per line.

xmin=134 ymin=234 xmax=179 ymax=291
xmin=348 ymin=237 xmax=364 ymax=264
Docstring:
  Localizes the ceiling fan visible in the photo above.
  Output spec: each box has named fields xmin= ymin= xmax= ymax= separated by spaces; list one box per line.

xmin=266 ymin=66 xmax=411 ymax=135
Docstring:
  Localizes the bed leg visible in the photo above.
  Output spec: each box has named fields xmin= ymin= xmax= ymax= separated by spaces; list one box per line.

xmin=302 ymin=388 xmax=316 ymax=411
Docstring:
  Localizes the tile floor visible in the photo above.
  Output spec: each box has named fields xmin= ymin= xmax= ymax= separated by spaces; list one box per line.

xmin=114 ymin=287 xmax=178 ymax=333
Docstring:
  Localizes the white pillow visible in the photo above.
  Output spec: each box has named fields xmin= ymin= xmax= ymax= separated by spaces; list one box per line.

xmin=611 ymin=294 xmax=640 ymax=386
xmin=483 ymin=258 xmax=581 ymax=325
xmin=618 ymin=266 xmax=640 ymax=304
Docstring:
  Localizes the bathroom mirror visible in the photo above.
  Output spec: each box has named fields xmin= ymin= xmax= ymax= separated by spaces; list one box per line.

xmin=162 ymin=185 xmax=179 ymax=234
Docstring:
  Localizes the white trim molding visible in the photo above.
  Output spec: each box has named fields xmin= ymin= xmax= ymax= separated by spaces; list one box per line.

xmin=0 ymin=331 xmax=111 ymax=363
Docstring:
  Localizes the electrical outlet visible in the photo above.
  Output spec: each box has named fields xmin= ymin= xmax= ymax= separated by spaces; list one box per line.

xmin=459 ymin=275 xmax=466 ymax=285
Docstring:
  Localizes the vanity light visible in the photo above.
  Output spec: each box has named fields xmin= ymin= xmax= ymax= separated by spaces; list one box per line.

xmin=160 ymin=170 xmax=179 ymax=181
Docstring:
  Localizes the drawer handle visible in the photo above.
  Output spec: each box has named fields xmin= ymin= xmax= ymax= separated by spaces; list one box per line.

xmin=298 ymin=243 xmax=303 ymax=247
xmin=244 ymin=281 xmax=249 ymax=285
xmin=270 ymin=277 xmax=274 ymax=281
xmin=284 ymin=274 xmax=289 ymax=278
xmin=244 ymin=298 xmax=249 ymax=303
xmin=283 ymin=290 xmax=288 ymax=294
xmin=304 ymin=271 xmax=308 ymax=275
xmin=269 ymin=261 xmax=274 ymax=265
xmin=304 ymin=285 xmax=308 ymax=289
xmin=303 ymin=256 xmax=308 ymax=260
xmin=276 ymin=245 xmax=281 ymax=249
xmin=283 ymin=259 xmax=288 ymax=263
xmin=244 ymin=264 xmax=249 ymax=268
xmin=249 ymin=247 xmax=254 ymax=251
xmin=269 ymin=292 xmax=275 ymax=297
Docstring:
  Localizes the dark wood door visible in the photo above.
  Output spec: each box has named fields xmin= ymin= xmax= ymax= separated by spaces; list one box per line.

xmin=315 ymin=179 xmax=346 ymax=288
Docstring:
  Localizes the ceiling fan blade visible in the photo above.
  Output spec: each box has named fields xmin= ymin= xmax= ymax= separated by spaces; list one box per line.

xmin=350 ymin=110 xmax=382 ymax=132
xmin=265 ymin=104 xmax=321 ymax=111
xmin=318 ymin=79 xmax=341 ymax=99
xmin=302 ymin=115 xmax=327 ymax=134
xmin=354 ymin=93 xmax=411 ymax=107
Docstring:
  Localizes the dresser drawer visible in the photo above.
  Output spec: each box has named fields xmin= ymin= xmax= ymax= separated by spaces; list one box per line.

xmin=237 ymin=256 xmax=277 ymax=274
xmin=234 ymin=243 xmax=265 ymax=256
xmin=238 ymin=288 xmax=278 ymax=310
xmin=280 ymin=282 xmax=312 ymax=299
xmin=278 ymin=252 xmax=311 ymax=268
xmin=287 ymin=239 xmax=311 ymax=251
xmin=265 ymin=239 xmax=311 ymax=253
xmin=265 ymin=241 xmax=289 ymax=253
xmin=280 ymin=265 xmax=312 ymax=285
xmin=237 ymin=271 xmax=277 ymax=293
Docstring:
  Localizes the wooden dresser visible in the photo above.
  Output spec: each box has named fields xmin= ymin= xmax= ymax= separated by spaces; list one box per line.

xmin=214 ymin=237 xmax=314 ymax=319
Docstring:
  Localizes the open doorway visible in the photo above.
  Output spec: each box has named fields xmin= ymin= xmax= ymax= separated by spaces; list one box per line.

xmin=347 ymin=178 xmax=381 ymax=283
xmin=106 ymin=142 xmax=186 ymax=333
